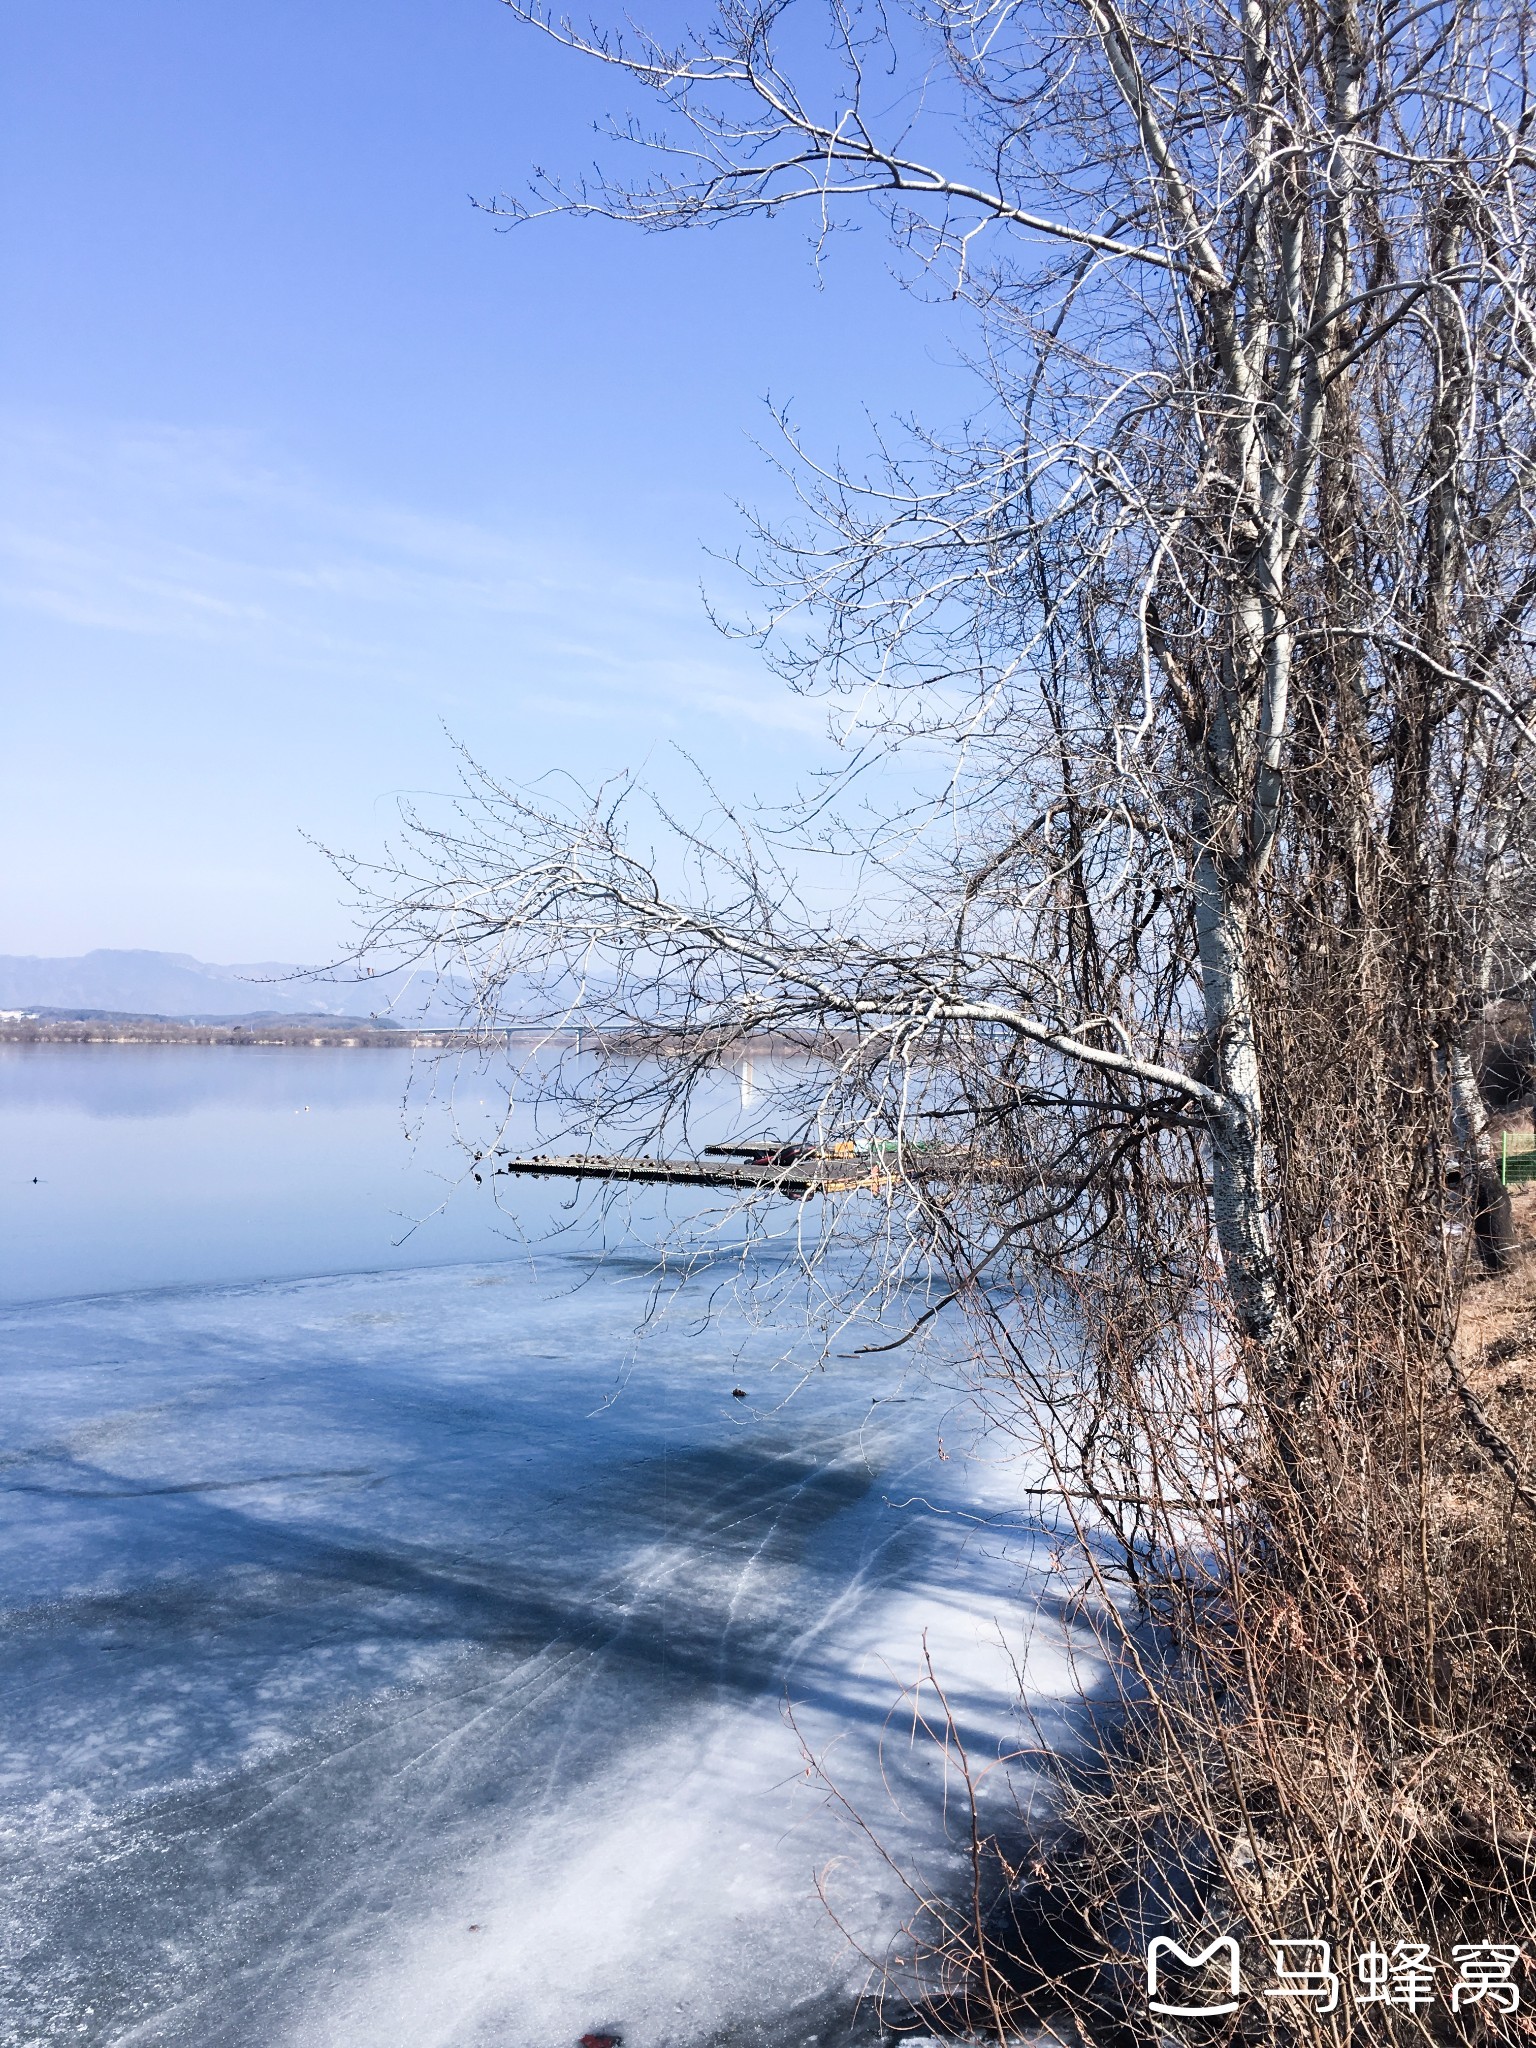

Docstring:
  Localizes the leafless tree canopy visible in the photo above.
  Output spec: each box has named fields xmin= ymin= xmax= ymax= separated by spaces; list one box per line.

xmin=342 ymin=0 xmax=1536 ymax=2028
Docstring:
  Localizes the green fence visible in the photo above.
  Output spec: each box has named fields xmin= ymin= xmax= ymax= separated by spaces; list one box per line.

xmin=1500 ymin=1130 xmax=1536 ymax=1186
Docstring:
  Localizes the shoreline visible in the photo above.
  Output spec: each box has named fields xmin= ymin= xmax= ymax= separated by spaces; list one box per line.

xmin=0 ymin=1016 xmax=833 ymax=1055
xmin=0 ymin=1016 xmax=540 ymax=1049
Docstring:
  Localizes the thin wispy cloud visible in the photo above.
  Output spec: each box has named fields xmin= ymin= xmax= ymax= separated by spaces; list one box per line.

xmin=0 ymin=416 xmax=823 ymax=737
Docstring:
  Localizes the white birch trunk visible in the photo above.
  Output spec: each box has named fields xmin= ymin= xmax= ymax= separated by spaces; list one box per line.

xmin=1449 ymin=1044 xmax=1493 ymax=1165
xmin=1192 ymin=851 xmax=1289 ymax=1347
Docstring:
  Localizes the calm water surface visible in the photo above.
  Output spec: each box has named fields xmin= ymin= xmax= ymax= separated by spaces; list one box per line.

xmin=0 ymin=1043 xmax=558 ymax=1302
xmin=0 ymin=1046 xmax=1068 ymax=2048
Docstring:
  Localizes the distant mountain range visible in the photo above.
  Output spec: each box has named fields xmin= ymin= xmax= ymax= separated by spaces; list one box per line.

xmin=0 ymin=950 xmax=461 ymax=1023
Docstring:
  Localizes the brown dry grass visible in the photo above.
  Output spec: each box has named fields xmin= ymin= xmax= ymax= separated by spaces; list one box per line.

xmin=1457 ymin=1179 xmax=1536 ymax=1402
xmin=871 ymin=1136 xmax=1536 ymax=2047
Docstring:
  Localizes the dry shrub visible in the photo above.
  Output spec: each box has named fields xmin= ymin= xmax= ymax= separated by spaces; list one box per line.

xmin=863 ymin=940 xmax=1536 ymax=2043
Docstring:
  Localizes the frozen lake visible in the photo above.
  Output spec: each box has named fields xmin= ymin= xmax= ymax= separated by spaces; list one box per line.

xmin=0 ymin=1046 xmax=1074 ymax=2048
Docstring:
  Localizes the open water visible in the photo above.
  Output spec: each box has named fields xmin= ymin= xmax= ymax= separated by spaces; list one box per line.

xmin=0 ymin=1045 xmax=1074 ymax=2048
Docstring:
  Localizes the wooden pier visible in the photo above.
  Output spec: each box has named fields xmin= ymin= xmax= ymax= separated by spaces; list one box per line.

xmin=480 ymin=1150 xmax=888 ymax=1196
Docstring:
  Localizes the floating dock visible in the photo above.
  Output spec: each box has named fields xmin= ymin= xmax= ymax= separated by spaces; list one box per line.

xmin=481 ymin=1151 xmax=889 ymax=1196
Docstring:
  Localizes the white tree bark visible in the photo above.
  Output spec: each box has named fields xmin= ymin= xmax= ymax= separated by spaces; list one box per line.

xmin=1192 ymin=857 xmax=1288 ymax=1346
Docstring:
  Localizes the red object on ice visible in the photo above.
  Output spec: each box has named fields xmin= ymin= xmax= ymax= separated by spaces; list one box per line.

xmin=580 ymin=2034 xmax=620 ymax=2048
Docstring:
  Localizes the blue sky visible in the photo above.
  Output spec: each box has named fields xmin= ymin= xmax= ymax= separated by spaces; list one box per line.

xmin=0 ymin=0 xmax=963 ymax=960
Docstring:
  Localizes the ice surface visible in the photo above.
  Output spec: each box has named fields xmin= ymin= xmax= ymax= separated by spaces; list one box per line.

xmin=0 ymin=1051 xmax=1091 ymax=2048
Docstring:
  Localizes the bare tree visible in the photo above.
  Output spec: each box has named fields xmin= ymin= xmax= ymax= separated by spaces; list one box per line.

xmin=342 ymin=0 xmax=1536 ymax=2028
xmin=353 ymin=0 xmax=1536 ymax=1369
